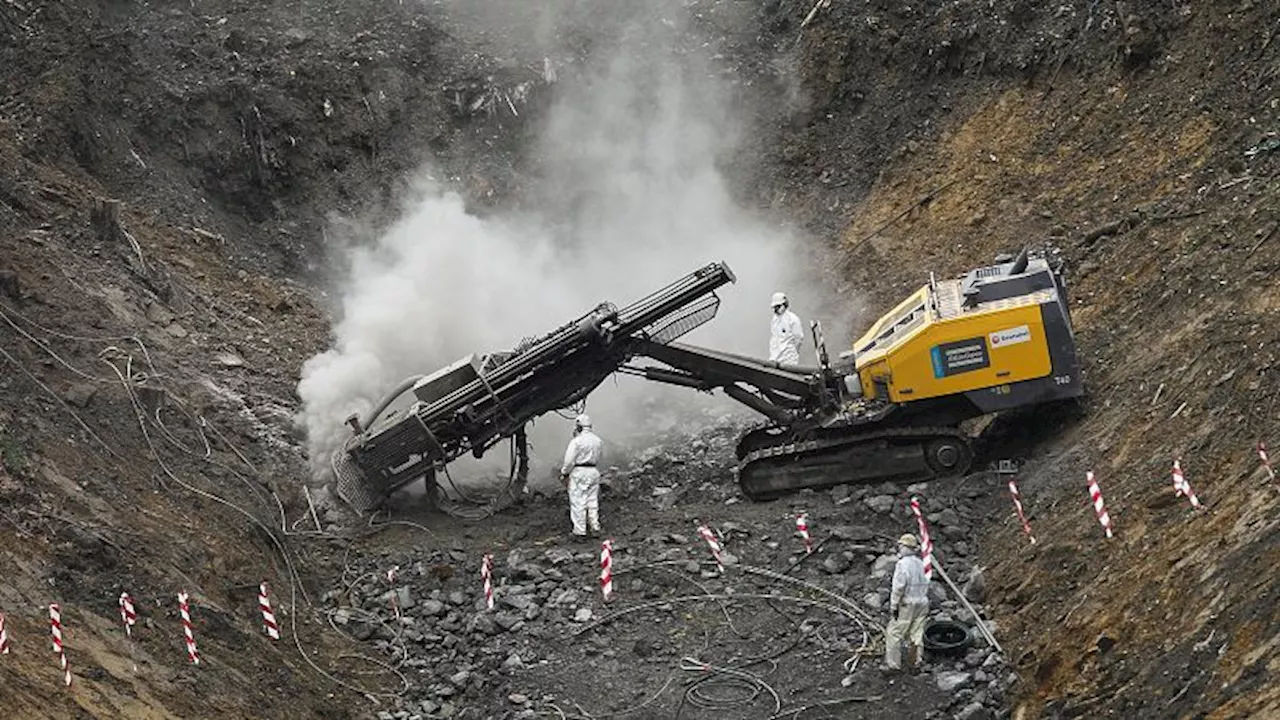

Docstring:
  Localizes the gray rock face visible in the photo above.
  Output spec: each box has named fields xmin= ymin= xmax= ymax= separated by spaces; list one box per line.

xmin=864 ymin=495 xmax=895 ymax=513
xmin=494 ymin=612 xmax=522 ymax=631
xmin=955 ymin=701 xmax=995 ymax=720
xmin=870 ymin=554 xmax=898 ymax=579
xmin=927 ymin=582 xmax=948 ymax=604
xmin=822 ymin=554 xmax=851 ymax=574
xmin=831 ymin=525 xmax=875 ymax=541
xmin=935 ymin=670 xmax=974 ymax=692
xmin=936 ymin=508 xmax=961 ymax=527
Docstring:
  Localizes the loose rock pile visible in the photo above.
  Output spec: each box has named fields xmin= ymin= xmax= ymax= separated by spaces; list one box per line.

xmin=334 ymin=424 xmax=1021 ymax=719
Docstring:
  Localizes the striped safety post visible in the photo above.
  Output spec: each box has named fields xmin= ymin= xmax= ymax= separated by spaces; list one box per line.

xmin=0 ymin=611 xmax=9 ymax=655
xmin=1171 ymin=459 xmax=1202 ymax=509
xmin=1260 ymin=442 xmax=1276 ymax=482
xmin=258 ymin=582 xmax=280 ymax=641
xmin=481 ymin=554 xmax=494 ymax=611
xmin=386 ymin=566 xmax=402 ymax=621
xmin=120 ymin=591 xmax=139 ymax=672
xmin=178 ymin=592 xmax=200 ymax=665
xmin=696 ymin=525 xmax=725 ymax=572
xmin=49 ymin=603 xmax=71 ymax=687
xmin=795 ymin=514 xmax=813 ymax=554
xmin=1086 ymin=471 xmax=1114 ymax=538
xmin=1007 ymin=478 xmax=1036 ymax=544
xmin=119 ymin=592 xmax=137 ymax=637
xmin=599 ymin=539 xmax=614 ymax=602
xmin=909 ymin=496 xmax=935 ymax=579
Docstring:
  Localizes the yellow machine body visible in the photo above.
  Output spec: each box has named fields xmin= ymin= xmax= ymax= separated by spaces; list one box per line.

xmin=849 ymin=257 xmax=1078 ymax=410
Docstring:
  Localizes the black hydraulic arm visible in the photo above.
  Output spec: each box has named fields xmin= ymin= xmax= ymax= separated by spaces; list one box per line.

xmin=342 ymin=262 xmax=738 ymax=491
xmin=628 ymin=340 xmax=847 ymax=424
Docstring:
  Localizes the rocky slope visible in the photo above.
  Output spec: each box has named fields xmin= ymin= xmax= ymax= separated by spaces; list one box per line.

xmin=0 ymin=1 xmax=1277 ymax=719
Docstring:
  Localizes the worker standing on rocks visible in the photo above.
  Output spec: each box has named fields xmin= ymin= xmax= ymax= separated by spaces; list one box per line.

xmin=884 ymin=533 xmax=930 ymax=673
xmin=769 ymin=291 xmax=803 ymax=365
xmin=560 ymin=414 xmax=603 ymax=541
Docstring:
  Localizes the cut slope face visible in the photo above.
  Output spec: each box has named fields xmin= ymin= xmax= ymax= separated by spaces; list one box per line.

xmin=1 ymin=0 xmax=1278 ymax=718
xmin=795 ymin=2 xmax=1280 ymax=716
xmin=0 ymin=1 xmax=540 ymax=716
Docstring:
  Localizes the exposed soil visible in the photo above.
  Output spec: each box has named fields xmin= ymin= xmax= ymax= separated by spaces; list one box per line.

xmin=1 ymin=1 xmax=1277 ymax=719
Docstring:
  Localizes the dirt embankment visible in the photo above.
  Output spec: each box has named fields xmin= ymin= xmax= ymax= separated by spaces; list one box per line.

xmin=778 ymin=1 xmax=1280 ymax=717
xmin=0 ymin=1 xmax=547 ymax=717
xmin=0 ymin=0 xmax=1277 ymax=719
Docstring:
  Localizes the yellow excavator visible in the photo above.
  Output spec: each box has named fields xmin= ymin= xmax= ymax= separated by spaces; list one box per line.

xmin=330 ymin=247 xmax=1082 ymax=511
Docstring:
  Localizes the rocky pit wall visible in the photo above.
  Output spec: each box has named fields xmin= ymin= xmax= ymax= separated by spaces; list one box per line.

xmin=1 ymin=1 xmax=1278 ymax=719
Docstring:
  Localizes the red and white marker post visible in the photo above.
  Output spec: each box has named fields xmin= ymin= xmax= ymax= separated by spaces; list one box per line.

xmin=599 ymin=539 xmax=614 ymax=602
xmin=697 ymin=525 xmax=725 ymax=573
xmin=795 ymin=514 xmax=813 ymax=555
xmin=386 ymin=566 xmax=402 ymax=622
xmin=1086 ymin=471 xmax=1114 ymax=538
xmin=177 ymin=592 xmax=200 ymax=665
xmin=1007 ymin=478 xmax=1036 ymax=544
xmin=119 ymin=591 xmax=139 ymax=671
xmin=118 ymin=592 xmax=137 ymax=637
xmin=0 ymin=611 xmax=10 ymax=655
xmin=1260 ymin=442 xmax=1276 ymax=483
xmin=908 ymin=496 xmax=935 ymax=580
xmin=49 ymin=603 xmax=71 ymax=687
xmin=259 ymin=582 xmax=280 ymax=641
xmin=481 ymin=554 xmax=494 ymax=611
xmin=1171 ymin=459 xmax=1202 ymax=510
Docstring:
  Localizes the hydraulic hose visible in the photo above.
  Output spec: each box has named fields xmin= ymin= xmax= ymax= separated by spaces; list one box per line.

xmin=357 ymin=374 xmax=425 ymax=432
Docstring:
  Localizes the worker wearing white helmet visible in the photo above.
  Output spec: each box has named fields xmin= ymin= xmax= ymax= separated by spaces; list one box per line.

xmin=559 ymin=413 xmax=604 ymax=540
xmin=769 ymin=291 xmax=803 ymax=366
xmin=884 ymin=532 xmax=931 ymax=672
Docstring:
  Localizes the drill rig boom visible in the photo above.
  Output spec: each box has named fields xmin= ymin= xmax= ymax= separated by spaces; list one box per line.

xmin=330 ymin=248 xmax=1082 ymax=511
xmin=332 ymin=261 xmax=736 ymax=511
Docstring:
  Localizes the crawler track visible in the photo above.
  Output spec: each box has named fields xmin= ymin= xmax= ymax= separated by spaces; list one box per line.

xmin=735 ymin=425 xmax=974 ymax=500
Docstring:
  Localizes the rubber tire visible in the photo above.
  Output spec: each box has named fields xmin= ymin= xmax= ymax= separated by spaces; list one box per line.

xmin=922 ymin=620 xmax=972 ymax=657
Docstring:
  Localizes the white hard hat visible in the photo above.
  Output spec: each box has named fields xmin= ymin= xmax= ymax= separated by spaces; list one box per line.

xmin=770 ymin=292 xmax=788 ymax=308
xmin=898 ymin=533 xmax=920 ymax=549
xmin=575 ymin=413 xmax=592 ymax=428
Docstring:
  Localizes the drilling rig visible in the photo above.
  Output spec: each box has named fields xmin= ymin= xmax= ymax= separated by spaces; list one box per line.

xmin=329 ymin=248 xmax=1083 ymax=512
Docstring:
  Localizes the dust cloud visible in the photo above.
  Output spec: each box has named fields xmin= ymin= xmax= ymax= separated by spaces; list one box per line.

xmin=296 ymin=0 xmax=849 ymax=489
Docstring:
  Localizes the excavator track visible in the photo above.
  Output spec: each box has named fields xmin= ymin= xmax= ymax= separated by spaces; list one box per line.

xmin=735 ymin=425 xmax=974 ymax=501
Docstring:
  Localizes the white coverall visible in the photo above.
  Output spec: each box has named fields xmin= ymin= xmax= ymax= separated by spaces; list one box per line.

xmin=769 ymin=309 xmax=804 ymax=365
xmin=885 ymin=551 xmax=931 ymax=669
xmin=561 ymin=429 xmax=603 ymax=536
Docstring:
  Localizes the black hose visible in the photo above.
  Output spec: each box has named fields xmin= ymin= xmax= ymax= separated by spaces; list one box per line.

xmin=358 ymin=374 xmax=425 ymax=431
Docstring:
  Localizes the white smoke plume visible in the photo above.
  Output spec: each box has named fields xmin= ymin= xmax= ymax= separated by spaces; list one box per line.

xmin=297 ymin=0 xmax=852 ymax=490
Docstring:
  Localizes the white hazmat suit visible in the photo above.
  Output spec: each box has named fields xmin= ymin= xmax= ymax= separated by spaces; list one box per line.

xmin=885 ymin=536 xmax=931 ymax=670
xmin=560 ymin=415 xmax=603 ymax=538
xmin=769 ymin=292 xmax=804 ymax=366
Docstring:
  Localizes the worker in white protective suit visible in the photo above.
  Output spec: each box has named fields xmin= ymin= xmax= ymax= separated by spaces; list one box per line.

xmin=560 ymin=414 xmax=604 ymax=541
xmin=768 ymin=292 xmax=804 ymax=366
xmin=884 ymin=533 xmax=931 ymax=672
